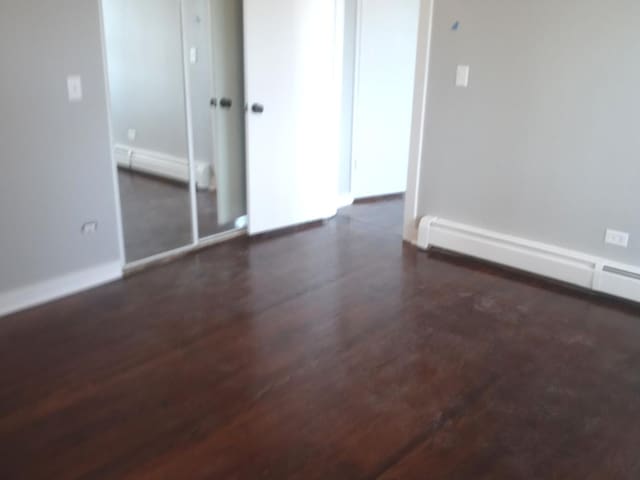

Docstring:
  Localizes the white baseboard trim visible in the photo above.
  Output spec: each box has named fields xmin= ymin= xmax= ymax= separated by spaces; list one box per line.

xmin=417 ymin=216 xmax=640 ymax=303
xmin=114 ymin=144 xmax=212 ymax=189
xmin=0 ymin=261 xmax=123 ymax=318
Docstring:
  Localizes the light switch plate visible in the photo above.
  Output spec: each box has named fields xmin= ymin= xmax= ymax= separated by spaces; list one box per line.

xmin=456 ymin=65 xmax=470 ymax=87
xmin=67 ymin=75 xmax=83 ymax=102
xmin=605 ymin=229 xmax=630 ymax=248
xmin=189 ymin=47 xmax=198 ymax=64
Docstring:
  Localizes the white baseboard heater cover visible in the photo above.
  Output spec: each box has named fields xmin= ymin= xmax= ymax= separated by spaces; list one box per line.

xmin=114 ymin=144 xmax=212 ymax=189
xmin=417 ymin=216 xmax=640 ymax=303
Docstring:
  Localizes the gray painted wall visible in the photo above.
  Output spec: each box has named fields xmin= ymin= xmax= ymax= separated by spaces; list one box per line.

xmin=103 ymin=0 xmax=214 ymax=170
xmin=103 ymin=0 xmax=189 ymax=159
xmin=417 ymin=0 xmax=640 ymax=265
xmin=0 ymin=0 xmax=121 ymax=291
xmin=184 ymin=0 xmax=216 ymax=170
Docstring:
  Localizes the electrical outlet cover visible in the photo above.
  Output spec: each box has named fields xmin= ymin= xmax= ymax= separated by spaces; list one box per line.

xmin=605 ymin=229 xmax=629 ymax=248
xmin=82 ymin=221 xmax=98 ymax=235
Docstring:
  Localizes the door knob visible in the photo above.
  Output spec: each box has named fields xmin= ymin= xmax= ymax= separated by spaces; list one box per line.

xmin=219 ymin=98 xmax=232 ymax=109
xmin=251 ymin=103 xmax=264 ymax=114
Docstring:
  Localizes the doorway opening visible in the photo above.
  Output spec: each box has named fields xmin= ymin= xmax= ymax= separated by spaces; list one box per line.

xmin=338 ymin=0 xmax=420 ymax=211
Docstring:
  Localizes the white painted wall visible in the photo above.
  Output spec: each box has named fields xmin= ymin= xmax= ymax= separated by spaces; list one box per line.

xmin=0 ymin=0 xmax=122 ymax=310
xmin=408 ymin=0 xmax=640 ymax=266
xmin=183 ymin=0 xmax=216 ymax=174
xmin=351 ymin=0 xmax=420 ymax=199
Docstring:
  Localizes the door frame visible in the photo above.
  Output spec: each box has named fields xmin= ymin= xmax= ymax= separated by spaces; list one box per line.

xmin=98 ymin=0 xmax=126 ymax=269
xmin=402 ymin=0 xmax=434 ymax=244
xmin=348 ymin=0 xmax=363 ymax=200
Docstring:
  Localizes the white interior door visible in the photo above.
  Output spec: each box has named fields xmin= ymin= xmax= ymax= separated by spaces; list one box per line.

xmin=351 ymin=0 xmax=420 ymax=199
xmin=243 ymin=0 xmax=341 ymax=235
xmin=210 ymin=0 xmax=247 ymax=225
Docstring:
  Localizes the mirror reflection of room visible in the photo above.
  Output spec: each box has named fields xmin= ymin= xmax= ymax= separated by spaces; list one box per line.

xmin=184 ymin=0 xmax=248 ymax=239
xmin=103 ymin=0 xmax=248 ymax=264
xmin=103 ymin=0 xmax=193 ymax=263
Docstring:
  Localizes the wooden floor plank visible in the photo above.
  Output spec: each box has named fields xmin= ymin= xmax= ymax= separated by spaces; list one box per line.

xmin=1 ymin=198 xmax=640 ymax=479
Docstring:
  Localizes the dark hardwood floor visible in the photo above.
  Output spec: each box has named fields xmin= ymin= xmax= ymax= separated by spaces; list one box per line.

xmin=118 ymin=170 xmax=237 ymax=262
xmin=2 ymin=197 xmax=640 ymax=479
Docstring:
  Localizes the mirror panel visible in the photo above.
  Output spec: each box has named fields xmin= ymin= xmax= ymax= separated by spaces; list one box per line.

xmin=184 ymin=0 xmax=248 ymax=240
xmin=103 ymin=0 xmax=194 ymax=262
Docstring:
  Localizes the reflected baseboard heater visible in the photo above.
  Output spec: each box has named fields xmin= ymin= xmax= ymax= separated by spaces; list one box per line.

xmin=417 ymin=216 xmax=640 ymax=303
xmin=114 ymin=144 xmax=212 ymax=190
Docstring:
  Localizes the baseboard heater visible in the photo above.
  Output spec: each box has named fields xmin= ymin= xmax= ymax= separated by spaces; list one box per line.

xmin=114 ymin=144 xmax=212 ymax=189
xmin=417 ymin=216 xmax=640 ymax=304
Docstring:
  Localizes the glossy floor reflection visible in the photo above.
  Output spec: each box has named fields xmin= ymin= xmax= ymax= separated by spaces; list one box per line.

xmin=118 ymin=170 xmax=236 ymax=262
xmin=2 ymin=197 xmax=640 ymax=479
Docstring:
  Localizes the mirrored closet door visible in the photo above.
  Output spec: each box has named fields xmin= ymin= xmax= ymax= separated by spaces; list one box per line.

xmin=103 ymin=0 xmax=194 ymax=263
xmin=103 ymin=0 xmax=248 ymax=265
xmin=183 ymin=0 xmax=248 ymax=240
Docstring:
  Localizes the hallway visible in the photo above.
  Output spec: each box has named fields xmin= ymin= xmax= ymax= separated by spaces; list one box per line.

xmin=1 ymin=198 xmax=640 ymax=479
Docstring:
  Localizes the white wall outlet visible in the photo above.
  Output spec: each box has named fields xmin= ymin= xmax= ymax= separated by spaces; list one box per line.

xmin=67 ymin=75 xmax=83 ymax=102
xmin=127 ymin=128 xmax=137 ymax=142
xmin=456 ymin=65 xmax=470 ymax=87
xmin=605 ymin=229 xmax=629 ymax=248
xmin=81 ymin=221 xmax=98 ymax=235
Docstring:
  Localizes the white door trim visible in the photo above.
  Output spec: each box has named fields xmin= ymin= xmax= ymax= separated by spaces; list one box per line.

xmin=179 ymin=0 xmax=201 ymax=245
xmin=402 ymin=0 xmax=435 ymax=244
xmin=98 ymin=0 xmax=126 ymax=270
xmin=334 ymin=0 xmax=347 ymax=210
xmin=348 ymin=0 xmax=364 ymax=197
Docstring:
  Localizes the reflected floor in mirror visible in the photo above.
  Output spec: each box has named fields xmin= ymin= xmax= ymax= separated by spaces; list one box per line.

xmin=118 ymin=170 xmax=234 ymax=262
